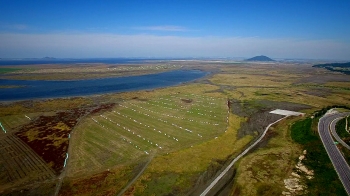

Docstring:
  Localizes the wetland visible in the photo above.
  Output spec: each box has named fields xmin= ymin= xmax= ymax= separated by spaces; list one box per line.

xmin=0 ymin=60 xmax=349 ymax=195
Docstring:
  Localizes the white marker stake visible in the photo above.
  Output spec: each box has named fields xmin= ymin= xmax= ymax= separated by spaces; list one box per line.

xmin=25 ymin=115 xmax=31 ymax=120
xmin=0 ymin=122 xmax=6 ymax=133
xmin=63 ymin=153 xmax=69 ymax=167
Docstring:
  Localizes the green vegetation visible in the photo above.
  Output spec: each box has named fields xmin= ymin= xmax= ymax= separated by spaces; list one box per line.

xmin=0 ymin=64 xmax=183 ymax=80
xmin=314 ymin=105 xmax=350 ymax=118
xmin=335 ymin=116 xmax=350 ymax=140
xmin=0 ymin=67 xmax=22 ymax=74
xmin=290 ymin=118 xmax=315 ymax=144
xmin=61 ymin=165 xmax=135 ymax=196
xmin=313 ymin=62 xmax=350 ymax=75
xmin=128 ymin=113 xmax=253 ymax=195
xmin=335 ymin=116 xmax=350 ymax=164
xmin=68 ymin=93 xmax=228 ymax=178
xmin=234 ymin=117 xmax=300 ymax=195
xmin=2 ymin=62 xmax=350 ymax=195
xmin=291 ymin=117 xmax=347 ymax=195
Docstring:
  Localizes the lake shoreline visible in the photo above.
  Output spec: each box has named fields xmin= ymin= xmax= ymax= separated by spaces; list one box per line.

xmin=0 ymin=69 xmax=210 ymax=102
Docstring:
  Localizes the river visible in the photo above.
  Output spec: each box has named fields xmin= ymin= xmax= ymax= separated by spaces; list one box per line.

xmin=0 ymin=70 xmax=207 ymax=101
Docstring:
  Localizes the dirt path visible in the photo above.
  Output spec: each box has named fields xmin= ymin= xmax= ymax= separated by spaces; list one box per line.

xmin=53 ymin=169 xmax=65 ymax=196
xmin=200 ymin=115 xmax=288 ymax=196
xmin=117 ymin=155 xmax=154 ymax=196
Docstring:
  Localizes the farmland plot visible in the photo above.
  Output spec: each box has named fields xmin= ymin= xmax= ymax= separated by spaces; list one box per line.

xmin=68 ymin=93 xmax=228 ymax=177
xmin=0 ymin=134 xmax=55 ymax=190
xmin=0 ymin=114 xmax=37 ymax=135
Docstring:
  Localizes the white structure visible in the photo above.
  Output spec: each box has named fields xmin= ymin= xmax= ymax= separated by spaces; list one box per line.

xmin=270 ymin=109 xmax=305 ymax=116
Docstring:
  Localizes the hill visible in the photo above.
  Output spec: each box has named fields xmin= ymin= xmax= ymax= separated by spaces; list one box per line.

xmin=42 ymin=57 xmax=56 ymax=60
xmin=245 ymin=55 xmax=275 ymax=61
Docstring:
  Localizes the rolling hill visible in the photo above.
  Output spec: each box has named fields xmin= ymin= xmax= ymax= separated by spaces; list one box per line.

xmin=245 ymin=55 xmax=275 ymax=61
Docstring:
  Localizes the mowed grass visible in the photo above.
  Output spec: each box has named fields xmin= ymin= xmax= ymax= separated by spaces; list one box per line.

xmin=127 ymin=113 xmax=253 ymax=195
xmin=67 ymin=93 xmax=228 ymax=178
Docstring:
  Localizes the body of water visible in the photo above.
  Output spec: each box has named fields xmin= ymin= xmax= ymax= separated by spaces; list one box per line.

xmin=0 ymin=70 xmax=207 ymax=101
xmin=0 ymin=58 xmax=155 ymax=66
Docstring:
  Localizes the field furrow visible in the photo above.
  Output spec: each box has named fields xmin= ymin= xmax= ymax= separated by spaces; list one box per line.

xmin=68 ymin=93 xmax=228 ymax=177
xmin=0 ymin=134 xmax=56 ymax=189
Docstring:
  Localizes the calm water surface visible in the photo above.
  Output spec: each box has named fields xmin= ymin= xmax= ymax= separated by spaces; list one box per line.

xmin=0 ymin=70 xmax=207 ymax=101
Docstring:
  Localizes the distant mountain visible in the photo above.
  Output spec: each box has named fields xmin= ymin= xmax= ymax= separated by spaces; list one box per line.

xmin=42 ymin=57 xmax=56 ymax=60
xmin=245 ymin=55 xmax=275 ymax=61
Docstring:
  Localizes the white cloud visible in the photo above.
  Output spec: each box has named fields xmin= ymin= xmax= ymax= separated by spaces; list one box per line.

xmin=0 ymin=33 xmax=349 ymax=60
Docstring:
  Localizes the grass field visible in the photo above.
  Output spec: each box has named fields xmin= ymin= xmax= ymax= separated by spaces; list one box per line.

xmin=67 ymin=93 xmax=228 ymax=177
xmin=1 ymin=62 xmax=350 ymax=195
xmin=230 ymin=113 xmax=301 ymax=195
xmin=124 ymin=113 xmax=253 ymax=195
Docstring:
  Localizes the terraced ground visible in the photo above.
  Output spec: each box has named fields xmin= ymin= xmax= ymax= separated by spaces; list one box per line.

xmin=67 ymin=93 xmax=228 ymax=177
xmin=0 ymin=134 xmax=56 ymax=191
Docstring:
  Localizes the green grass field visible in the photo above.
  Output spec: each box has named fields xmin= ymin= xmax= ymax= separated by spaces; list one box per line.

xmin=67 ymin=93 xmax=228 ymax=177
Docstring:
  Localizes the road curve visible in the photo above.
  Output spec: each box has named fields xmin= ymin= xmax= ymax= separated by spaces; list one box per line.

xmin=200 ymin=116 xmax=288 ymax=196
xmin=318 ymin=112 xmax=350 ymax=195
xmin=330 ymin=117 xmax=350 ymax=151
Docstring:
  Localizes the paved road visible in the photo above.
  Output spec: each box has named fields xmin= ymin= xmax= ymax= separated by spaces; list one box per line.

xmin=330 ymin=117 xmax=350 ymax=151
xmin=318 ymin=112 xmax=350 ymax=195
xmin=200 ymin=116 xmax=288 ymax=196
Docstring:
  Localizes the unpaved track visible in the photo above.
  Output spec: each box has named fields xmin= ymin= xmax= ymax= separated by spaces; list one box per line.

xmin=117 ymin=155 xmax=154 ymax=196
xmin=200 ymin=116 xmax=288 ymax=196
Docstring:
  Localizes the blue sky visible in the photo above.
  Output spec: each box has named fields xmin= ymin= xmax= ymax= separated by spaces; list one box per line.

xmin=0 ymin=0 xmax=350 ymax=60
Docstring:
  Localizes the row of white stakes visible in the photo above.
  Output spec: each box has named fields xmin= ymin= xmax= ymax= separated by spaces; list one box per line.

xmin=128 ymin=102 xmax=220 ymax=126
xmin=111 ymin=110 xmax=181 ymax=141
xmin=151 ymin=99 xmax=222 ymax=118
xmin=118 ymin=104 xmax=201 ymax=137
xmin=100 ymin=114 xmax=166 ymax=147
xmin=91 ymin=117 xmax=155 ymax=155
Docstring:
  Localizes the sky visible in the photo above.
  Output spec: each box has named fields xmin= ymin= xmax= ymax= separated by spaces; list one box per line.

xmin=0 ymin=0 xmax=350 ymax=60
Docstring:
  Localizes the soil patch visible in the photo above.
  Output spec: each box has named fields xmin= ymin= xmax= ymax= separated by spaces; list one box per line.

xmin=15 ymin=108 xmax=89 ymax=174
xmin=15 ymin=103 xmax=116 ymax=174
xmin=181 ymin=99 xmax=193 ymax=103
xmin=229 ymin=99 xmax=310 ymax=138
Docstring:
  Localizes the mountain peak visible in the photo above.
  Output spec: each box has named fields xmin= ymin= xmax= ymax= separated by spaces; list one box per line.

xmin=245 ymin=55 xmax=275 ymax=61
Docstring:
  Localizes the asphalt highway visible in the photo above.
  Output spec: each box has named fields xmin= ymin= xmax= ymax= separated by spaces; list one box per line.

xmin=318 ymin=112 xmax=350 ymax=195
xmin=330 ymin=117 xmax=350 ymax=151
